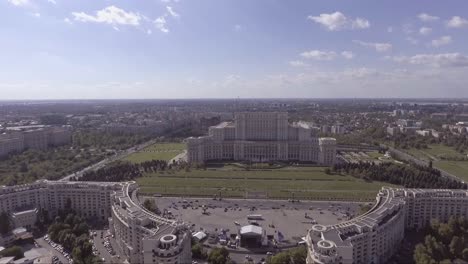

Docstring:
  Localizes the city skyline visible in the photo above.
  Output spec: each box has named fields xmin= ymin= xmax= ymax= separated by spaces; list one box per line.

xmin=2 ymin=0 xmax=468 ymax=99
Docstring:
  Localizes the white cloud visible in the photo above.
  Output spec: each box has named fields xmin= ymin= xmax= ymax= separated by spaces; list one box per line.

xmin=166 ymin=6 xmax=179 ymax=18
xmin=341 ymin=51 xmax=355 ymax=59
xmin=418 ymin=13 xmax=439 ymax=22
xmin=289 ymin=60 xmax=309 ymax=67
xmin=147 ymin=29 xmax=152 ymax=35
xmin=7 ymin=0 xmax=29 ymax=6
xmin=343 ymin=67 xmax=378 ymax=78
xmin=352 ymin=18 xmax=370 ymax=29
xmin=402 ymin=23 xmax=413 ymax=35
xmin=307 ymin=11 xmax=370 ymax=31
xmin=72 ymin=6 xmax=141 ymax=26
xmin=353 ymin=40 xmax=392 ymax=52
xmin=300 ymin=50 xmax=337 ymax=60
xmin=32 ymin=12 xmax=40 ymax=17
xmin=446 ymin=16 xmax=468 ymax=28
xmin=154 ymin=16 xmax=169 ymax=33
xmin=47 ymin=0 xmax=56 ymax=4
xmin=160 ymin=0 xmax=179 ymax=2
xmin=234 ymin=24 xmax=242 ymax=32
xmin=406 ymin=37 xmax=419 ymax=45
xmin=64 ymin=17 xmax=72 ymax=24
xmin=430 ymin=35 xmax=452 ymax=47
xmin=419 ymin=27 xmax=432 ymax=35
xmin=392 ymin=53 xmax=468 ymax=67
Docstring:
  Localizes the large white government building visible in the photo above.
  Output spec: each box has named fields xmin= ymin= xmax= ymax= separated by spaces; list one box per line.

xmin=307 ymin=187 xmax=468 ymax=264
xmin=0 ymin=181 xmax=192 ymax=264
xmin=187 ymin=112 xmax=336 ymax=165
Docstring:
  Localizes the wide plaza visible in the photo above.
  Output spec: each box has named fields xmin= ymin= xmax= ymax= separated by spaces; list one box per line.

xmin=147 ymin=196 xmax=361 ymax=246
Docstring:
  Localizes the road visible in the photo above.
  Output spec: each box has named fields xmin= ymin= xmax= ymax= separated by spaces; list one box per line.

xmin=91 ymin=230 xmax=113 ymax=262
xmin=35 ymin=238 xmax=70 ymax=264
xmin=60 ymin=139 xmax=159 ymax=181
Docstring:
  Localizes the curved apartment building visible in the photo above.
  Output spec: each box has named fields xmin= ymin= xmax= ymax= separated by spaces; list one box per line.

xmin=187 ymin=112 xmax=336 ymax=165
xmin=0 ymin=181 xmax=192 ymax=264
xmin=307 ymin=187 xmax=468 ymax=264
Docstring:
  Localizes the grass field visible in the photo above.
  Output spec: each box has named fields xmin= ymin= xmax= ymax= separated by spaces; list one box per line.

xmin=404 ymin=144 xmax=468 ymax=181
xmin=434 ymin=161 xmax=468 ymax=181
xmin=124 ymin=142 xmax=186 ymax=163
xmin=407 ymin=144 xmax=466 ymax=161
xmin=136 ymin=166 xmax=397 ymax=201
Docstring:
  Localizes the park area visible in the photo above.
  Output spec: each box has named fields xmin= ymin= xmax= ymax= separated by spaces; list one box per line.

xmin=406 ymin=144 xmax=468 ymax=181
xmin=124 ymin=142 xmax=186 ymax=163
xmin=136 ymin=165 xmax=396 ymax=201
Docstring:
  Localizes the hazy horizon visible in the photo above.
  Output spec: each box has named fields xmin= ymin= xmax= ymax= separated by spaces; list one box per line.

xmin=2 ymin=0 xmax=468 ymax=99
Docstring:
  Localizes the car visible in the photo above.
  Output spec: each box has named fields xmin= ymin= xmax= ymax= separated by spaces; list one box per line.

xmin=266 ymin=252 xmax=273 ymax=256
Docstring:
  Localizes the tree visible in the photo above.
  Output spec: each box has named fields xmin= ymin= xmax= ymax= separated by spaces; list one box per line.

xmin=290 ymin=246 xmax=307 ymax=264
xmin=268 ymin=251 xmax=291 ymax=264
xmin=0 ymin=212 xmax=11 ymax=235
xmin=0 ymin=246 xmax=24 ymax=260
xmin=143 ymin=199 xmax=160 ymax=214
xmin=462 ymin=248 xmax=468 ymax=261
xmin=208 ymin=247 xmax=230 ymax=264
xmin=191 ymin=243 xmax=207 ymax=260
xmin=449 ymin=236 xmax=463 ymax=257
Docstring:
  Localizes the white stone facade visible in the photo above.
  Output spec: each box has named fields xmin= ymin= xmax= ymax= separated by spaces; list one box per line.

xmin=307 ymin=187 xmax=468 ymax=264
xmin=187 ymin=112 xmax=336 ymax=165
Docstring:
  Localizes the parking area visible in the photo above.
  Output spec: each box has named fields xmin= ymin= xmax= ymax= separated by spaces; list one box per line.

xmin=90 ymin=229 xmax=124 ymax=263
xmin=35 ymin=237 xmax=70 ymax=264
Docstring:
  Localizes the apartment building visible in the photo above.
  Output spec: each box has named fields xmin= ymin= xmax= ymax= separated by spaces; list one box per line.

xmin=187 ymin=112 xmax=336 ymax=165
xmin=307 ymin=187 xmax=468 ymax=264
xmin=0 ymin=133 xmax=24 ymax=158
xmin=0 ymin=126 xmax=72 ymax=158
xmin=0 ymin=181 xmax=192 ymax=264
xmin=109 ymin=182 xmax=191 ymax=264
xmin=0 ymin=181 xmax=120 ymax=224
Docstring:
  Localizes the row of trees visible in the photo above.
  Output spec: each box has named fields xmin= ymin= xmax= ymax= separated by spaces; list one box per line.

xmin=73 ymin=130 xmax=152 ymax=150
xmin=414 ymin=217 xmax=468 ymax=264
xmin=73 ymin=159 xmax=169 ymax=182
xmin=142 ymin=199 xmax=160 ymax=215
xmin=393 ymin=134 xmax=434 ymax=150
xmin=48 ymin=200 xmax=100 ymax=264
xmin=0 ymin=211 xmax=11 ymax=235
xmin=0 ymin=147 xmax=107 ymax=186
xmin=331 ymin=162 xmax=467 ymax=189
xmin=191 ymin=243 xmax=234 ymax=264
xmin=266 ymin=246 xmax=307 ymax=264
xmin=440 ymin=133 xmax=468 ymax=154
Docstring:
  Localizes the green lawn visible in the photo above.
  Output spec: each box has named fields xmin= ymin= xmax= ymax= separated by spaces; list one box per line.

xmin=136 ymin=167 xmax=397 ymax=201
xmin=403 ymin=144 xmax=468 ymax=181
xmin=434 ymin=161 xmax=468 ymax=181
xmin=124 ymin=142 xmax=186 ymax=163
xmin=407 ymin=144 xmax=466 ymax=162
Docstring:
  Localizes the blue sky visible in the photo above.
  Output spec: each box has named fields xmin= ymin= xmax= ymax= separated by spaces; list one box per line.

xmin=1 ymin=0 xmax=468 ymax=99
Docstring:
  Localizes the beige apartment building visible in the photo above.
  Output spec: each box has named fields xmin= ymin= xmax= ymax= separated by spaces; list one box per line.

xmin=0 ymin=180 xmax=192 ymax=264
xmin=307 ymin=187 xmax=468 ymax=264
xmin=187 ymin=112 xmax=336 ymax=165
